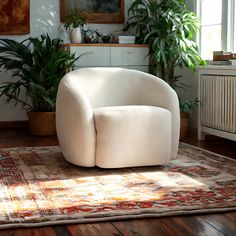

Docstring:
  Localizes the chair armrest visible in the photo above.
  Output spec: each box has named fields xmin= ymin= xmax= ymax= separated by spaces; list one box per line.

xmin=56 ymin=75 xmax=96 ymax=167
xmin=140 ymin=73 xmax=180 ymax=159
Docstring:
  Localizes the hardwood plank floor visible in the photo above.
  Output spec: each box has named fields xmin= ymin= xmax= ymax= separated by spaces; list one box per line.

xmin=0 ymin=127 xmax=235 ymax=236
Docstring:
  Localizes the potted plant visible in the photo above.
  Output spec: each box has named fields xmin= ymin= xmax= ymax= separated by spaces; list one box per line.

xmin=0 ymin=34 xmax=78 ymax=136
xmin=64 ymin=8 xmax=87 ymax=43
xmin=124 ymin=0 xmax=205 ymax=138
xmin=179 ymin=98 xmax=198 ymax=139
xmin=83 ymin=29 xmax=101 ymax=43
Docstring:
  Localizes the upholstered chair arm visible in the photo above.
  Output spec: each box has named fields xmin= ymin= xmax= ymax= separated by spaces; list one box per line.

xmin=140 ymin=73 xmax=180 ymax=159
xmin=56 ymin=75 xmax=96 ymax=166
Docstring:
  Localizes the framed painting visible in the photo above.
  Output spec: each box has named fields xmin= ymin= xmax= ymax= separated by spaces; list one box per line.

xmin=0 ymin=0 xmax=30 ymax=35
xmin=60 ymin=0 xmax=124 ymax=24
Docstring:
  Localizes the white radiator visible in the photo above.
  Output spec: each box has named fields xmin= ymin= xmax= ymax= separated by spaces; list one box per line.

xmin=198 ymin=66 xmax=236 ymax=141
xmin=200 ymin=75 xmax=236 ymax=134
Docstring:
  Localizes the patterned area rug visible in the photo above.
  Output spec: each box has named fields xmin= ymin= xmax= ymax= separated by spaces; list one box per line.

xmin=0 ymin=143 xmax=235 ymax=229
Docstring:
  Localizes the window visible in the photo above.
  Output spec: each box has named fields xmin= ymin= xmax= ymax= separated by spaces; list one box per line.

xmin=197 ymin=0 xmax=235 ymax=60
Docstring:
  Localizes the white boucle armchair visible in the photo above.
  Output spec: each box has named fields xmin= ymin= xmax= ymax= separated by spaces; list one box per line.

xmin=56 ymin=67 xmax=180 ymax=168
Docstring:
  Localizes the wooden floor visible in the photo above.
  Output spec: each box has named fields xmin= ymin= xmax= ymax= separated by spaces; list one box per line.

xmin=0 ymin=127 xmax=235 ymax=236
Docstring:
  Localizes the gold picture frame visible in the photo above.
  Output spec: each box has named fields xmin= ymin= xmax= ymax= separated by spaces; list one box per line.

xmin=60 ymin=0 xmax=124 ymax=24
xmin=0 ymin=0 xmax=30 ymax=35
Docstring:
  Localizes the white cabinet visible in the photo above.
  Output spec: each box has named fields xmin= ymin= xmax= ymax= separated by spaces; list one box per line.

xmin=110 ymin=47 xmax=149 ymax=66
xmin=64 ymin=44 xmax=149 ymax=72
xmin=198 ymin=65 xmax=236 ymax=141
xmin=70 ymin=46 xmax=110 ymax=67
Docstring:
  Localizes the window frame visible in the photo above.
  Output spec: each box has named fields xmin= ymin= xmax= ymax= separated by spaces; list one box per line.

xmin=196 ymin=0 xmax=235 ymax=59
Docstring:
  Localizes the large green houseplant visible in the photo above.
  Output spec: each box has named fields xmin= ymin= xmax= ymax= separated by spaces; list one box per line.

xmin=0 ymin=34 xmax=78 ymax=135
xmin=124 ymin=0 xmax=205 ymax=138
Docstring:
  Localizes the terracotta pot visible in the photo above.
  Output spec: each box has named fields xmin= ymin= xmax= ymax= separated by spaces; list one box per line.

xmin=180 ymin=112 xmax=189 ymax=140
xmin=27 ymin=112 xmax=56 ymax=136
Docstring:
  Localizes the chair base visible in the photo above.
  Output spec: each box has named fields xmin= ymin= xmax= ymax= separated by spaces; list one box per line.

xmin=94 ymin=105 xmax=172 ymax=168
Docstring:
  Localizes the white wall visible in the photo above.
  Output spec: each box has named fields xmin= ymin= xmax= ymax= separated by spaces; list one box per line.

xmin=0 ymin=0 xmax=60 ymax=42
xmin=0 ymin=0 xmax=200 ymax=127
xmin=0 ymin=0 xmax=132 ymax=121
xmin=178 ymin=0 xmax=199 ymax=128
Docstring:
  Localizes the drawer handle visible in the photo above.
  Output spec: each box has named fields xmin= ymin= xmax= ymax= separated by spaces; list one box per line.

xmin=126 ymin=52 xmax=132 ymax=54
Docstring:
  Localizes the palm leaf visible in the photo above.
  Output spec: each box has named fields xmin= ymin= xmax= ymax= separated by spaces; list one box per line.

xmin=0 ymin=34 xmax=79 ymax=112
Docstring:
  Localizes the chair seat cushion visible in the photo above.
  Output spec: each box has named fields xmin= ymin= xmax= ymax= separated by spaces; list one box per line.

xmin=93 ymin=105 xmax=172 ymax=168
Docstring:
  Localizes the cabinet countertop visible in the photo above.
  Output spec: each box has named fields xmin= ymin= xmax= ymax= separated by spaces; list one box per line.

xmin=61 ymin=43 xmax=149 ymax=48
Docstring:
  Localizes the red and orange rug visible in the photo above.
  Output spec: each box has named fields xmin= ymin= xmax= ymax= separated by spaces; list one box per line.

xmin=0 ymin=143 xmax=235 ymax=229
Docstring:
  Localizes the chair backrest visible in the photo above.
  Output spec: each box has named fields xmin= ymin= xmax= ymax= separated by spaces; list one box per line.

xmin=58 ymin=67 xmax=180 ymax=160
xmin=64 ymin=67 xmax=152 ymax=108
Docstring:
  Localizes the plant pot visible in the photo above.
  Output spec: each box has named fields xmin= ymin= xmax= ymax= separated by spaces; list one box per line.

xmin=180 ymin=112 xmax=189 ymax=140
xmin=84 ymin=36 xmax=92 ymax=43
xmin=70 ymin=27 xmax=82 ymax=43
xmin=101 ymin=34 xmax=111 ymax=43
xmin=27 ymin=112 xmax=56 ymax=136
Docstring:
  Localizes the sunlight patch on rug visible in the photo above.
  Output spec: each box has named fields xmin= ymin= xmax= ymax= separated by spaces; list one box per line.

xmin=0 ymin=143 xmax=235 ymax=229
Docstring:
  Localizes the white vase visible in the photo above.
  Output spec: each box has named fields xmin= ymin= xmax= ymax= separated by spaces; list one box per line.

xmin=70 ymin=27 xmax=82 ymax=43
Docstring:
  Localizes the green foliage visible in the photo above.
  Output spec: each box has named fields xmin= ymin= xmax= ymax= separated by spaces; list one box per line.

xmin=0 ymin=34 xmax=78 ymax=112
xmin=83 ymin=29 xmax=101 ymax=43
xmin=124 ymin=0 xmax=205 ymax=111
xmin=64 ymin=8 xmax=87 ymax=30
xmin=179 ymin=98 xmax=199 ymax=113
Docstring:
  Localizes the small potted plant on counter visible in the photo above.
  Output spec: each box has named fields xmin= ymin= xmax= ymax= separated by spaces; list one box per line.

xmin=83 ymin=29 xmax=101 ymax=43
xmin=64 ymin=8 xmax=87 ymax=43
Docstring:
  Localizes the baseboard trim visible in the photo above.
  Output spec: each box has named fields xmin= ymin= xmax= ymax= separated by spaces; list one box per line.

xmin=0 ymin=120 xmax=29 ymax=128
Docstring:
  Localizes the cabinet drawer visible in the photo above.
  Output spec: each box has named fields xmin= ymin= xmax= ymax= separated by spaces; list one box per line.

xmin=110 ymin=47 xmax=149 ymax=66
xmin=70 ymin=46 xmax=110 ymax=67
